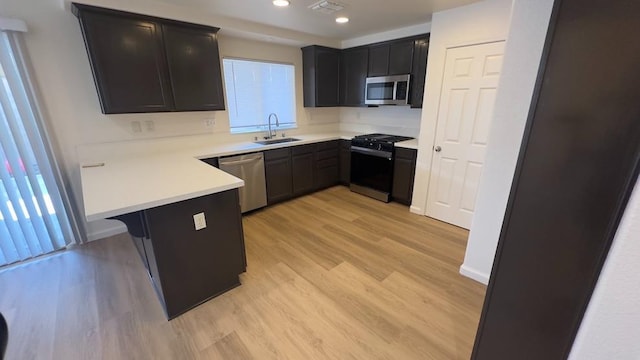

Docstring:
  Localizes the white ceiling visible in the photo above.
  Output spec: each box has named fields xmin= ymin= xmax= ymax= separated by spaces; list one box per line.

xmin=154 ymin=0 xmax=482 ymax=40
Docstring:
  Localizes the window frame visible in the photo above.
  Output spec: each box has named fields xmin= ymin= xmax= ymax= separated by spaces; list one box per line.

xmin=222 ymin=57 xmax=297 ymax=135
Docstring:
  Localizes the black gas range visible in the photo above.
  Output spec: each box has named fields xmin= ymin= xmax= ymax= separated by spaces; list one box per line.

xmin=351 ymin=133 xmax=414 ymax=153
xmin=350 ymin=133 xmax=414 ymax=202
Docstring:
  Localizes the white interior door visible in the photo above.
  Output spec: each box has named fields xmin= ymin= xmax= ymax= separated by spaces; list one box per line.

xmin=426 ymin=41 xmax=505 ymax=229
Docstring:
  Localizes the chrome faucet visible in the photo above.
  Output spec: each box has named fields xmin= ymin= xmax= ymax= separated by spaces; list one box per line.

xmin=266 ymin=113 xmax=279 ymax=139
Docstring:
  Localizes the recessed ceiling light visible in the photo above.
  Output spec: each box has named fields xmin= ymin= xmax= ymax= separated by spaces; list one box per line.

xmin=335 ymin=17 xmax=349 ymax=24
xmin=273 ymin=0 xmax=290 ymax=7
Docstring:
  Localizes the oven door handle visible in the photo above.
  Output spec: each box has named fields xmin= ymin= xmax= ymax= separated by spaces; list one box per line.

xmin=351 ymin=146 xmax=393 ymax=160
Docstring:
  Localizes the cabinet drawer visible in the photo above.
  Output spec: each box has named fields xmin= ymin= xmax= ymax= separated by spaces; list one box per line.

xmin=317 ymin=157 xmax=338 ymax=168
xmin=264 ymin=148 xmax=291 ymax=161
xmin=317 ymin=149 xmax=338 ymax=162
xmin=292 ymin=143 xmax=316 ymax=155
xmin=316 ymin=140 xmax=339 ymax=151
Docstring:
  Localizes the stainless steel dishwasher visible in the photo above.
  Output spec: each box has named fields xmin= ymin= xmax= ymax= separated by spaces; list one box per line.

xmin=219 ymin=153 xmax=267 ymax=213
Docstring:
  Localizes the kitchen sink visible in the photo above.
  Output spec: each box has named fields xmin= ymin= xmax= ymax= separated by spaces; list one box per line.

xmin=254 ymin=137 xmax=301 ymax=145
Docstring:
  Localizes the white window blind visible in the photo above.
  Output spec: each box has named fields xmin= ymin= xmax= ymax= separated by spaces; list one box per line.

xmin=223 ymin=58 xmax=296 ymax=134
xmin=0 ymin=30 xmax=77 ymax=266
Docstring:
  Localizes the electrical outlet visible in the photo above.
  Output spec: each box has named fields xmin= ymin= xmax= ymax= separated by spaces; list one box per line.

xmin=193 ymin=212 xmax=206 ymax=230
xmin=203 ymin=118 xmax=215 ymax=128
xmin=145 ymin=120 xmax=155 ymax=132
xmin=131 ymin=121 xmax=142 ymax=133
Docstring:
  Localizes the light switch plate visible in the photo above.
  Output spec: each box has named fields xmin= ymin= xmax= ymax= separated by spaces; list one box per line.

xmin=193 ymin=212 xmax=206 ymax=230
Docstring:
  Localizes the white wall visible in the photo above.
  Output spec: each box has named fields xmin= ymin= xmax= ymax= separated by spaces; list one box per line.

xmin=339 ymin=107 xmax=422 ymax=137
xmin=569 ymin=179 xmax=640 ymax=359
xmin=459 ymin=0 xmax=555 ymax=284
xmin=410 ymin=0 xmax=513 ymax=216
xmin=0 ymin=0 xmax=341 ymax=240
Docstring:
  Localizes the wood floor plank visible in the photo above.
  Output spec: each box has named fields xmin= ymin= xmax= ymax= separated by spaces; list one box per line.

xmin=0 ymin=186 xmax=486 ymax=359
xmin=199 ymin=331 xmax=253 ymax=360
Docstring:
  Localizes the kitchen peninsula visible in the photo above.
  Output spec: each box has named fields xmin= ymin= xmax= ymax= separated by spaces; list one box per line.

xmin=80 ymin=133 xmax=417 ymax=319
xmin=81 ymin=152 xmax=246 ymax=319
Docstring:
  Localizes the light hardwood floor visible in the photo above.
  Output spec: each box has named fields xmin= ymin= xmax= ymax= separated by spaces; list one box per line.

xmin=0 ymin=186 xmax=486 ymax=360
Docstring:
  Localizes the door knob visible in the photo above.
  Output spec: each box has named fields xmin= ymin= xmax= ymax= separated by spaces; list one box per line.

xmin=434 ymin=146 xmax=442 ymax=152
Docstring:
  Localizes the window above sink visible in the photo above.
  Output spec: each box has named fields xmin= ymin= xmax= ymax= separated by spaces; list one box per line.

xmin=222 ymin=58 xmax=297 ymax=134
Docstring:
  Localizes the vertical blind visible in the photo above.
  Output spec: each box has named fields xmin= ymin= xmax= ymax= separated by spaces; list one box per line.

xmin=0 ymin=30 xmax=76 ymax=266
xmin=223 ymin=58 xmax=296 ymax=134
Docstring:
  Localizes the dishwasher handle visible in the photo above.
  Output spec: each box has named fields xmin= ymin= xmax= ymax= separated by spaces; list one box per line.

xmin=219 ymin=155 xmax=263 ymax=167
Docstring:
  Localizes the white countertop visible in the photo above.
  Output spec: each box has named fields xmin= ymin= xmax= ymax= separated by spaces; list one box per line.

xmin=395 ymin=138 xmax=418 ymax=150
xmin=80 ymin=132 xmax=418 ymax=222
xmin=81 ymin=153 xmax=245 ymax=222
xmin=190 ymin=133 xmax=357 ymax=159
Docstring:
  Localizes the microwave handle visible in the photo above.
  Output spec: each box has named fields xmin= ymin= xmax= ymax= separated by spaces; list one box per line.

xmin=393 ymin=81 xmax=398 ymax=101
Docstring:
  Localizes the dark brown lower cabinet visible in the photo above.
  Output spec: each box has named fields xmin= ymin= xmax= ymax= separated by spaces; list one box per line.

xmin=472 ymin=0 xmax=640 ymax=358
xmin=315 ymin=140 xmax=340 ymax=190
xmin=264 ymin=141 xmax=340 ymax=204
xmin=391 ymin=148 xmax=417 ymax=205
xmin=265 ymin=148 xmax=294 ymax=205
xmin=292 ymin=144 xmax=316 ymax=196
xmin=339 ymin=139 xmax=351 ymax=185
xmin=113 ymin=189 xmax=246 ymax=320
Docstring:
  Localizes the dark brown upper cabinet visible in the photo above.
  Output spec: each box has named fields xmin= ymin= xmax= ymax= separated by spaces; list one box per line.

xmin=302 ymin=34 xmax=428 ymax=108
xmin=368 ymin=40 xmax=414 ymax=77
xmin=388 ymin=41 xmax=414 ymax=75
xmin=367 ymin=45 xmax=390 ymax=77
xmin=339 ymin=47 xmax=369 ymax=106
xmin=72 ymin=3 xmax=225 ymax=114
xmin=410 ymin=37 xmax=429 ymax=109
xmin=302 ymin=45 xmax=341 ymax=107
xmin=163 ymin=25 xmax=225 ymax=111
xmin=73 ymin=8 xmax=173 ymax=113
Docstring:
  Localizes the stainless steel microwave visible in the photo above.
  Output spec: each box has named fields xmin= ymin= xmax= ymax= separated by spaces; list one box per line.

xmin=365 ymin=74 xmax=410 ymax=105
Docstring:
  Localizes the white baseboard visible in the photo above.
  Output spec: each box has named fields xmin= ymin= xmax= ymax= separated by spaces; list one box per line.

xmin=87 ymin=223 xmax=127 ymax=242
xmin=459 ymin=264 xmax=490 ymax=285
xmin=409 ymin=205 xmax=424 ymax=215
